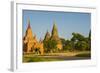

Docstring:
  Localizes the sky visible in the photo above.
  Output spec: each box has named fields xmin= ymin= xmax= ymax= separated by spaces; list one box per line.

xmin=23 ymin=10 xmax=91 ymax=41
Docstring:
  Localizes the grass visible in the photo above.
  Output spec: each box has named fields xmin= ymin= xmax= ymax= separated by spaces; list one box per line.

xmin=75 ymin=53 xmax=91 ymax=57
xmin=23 ymin=51 xmax=91 ymax=62
xmin=23 ymin=56 xmax=63 ymax=62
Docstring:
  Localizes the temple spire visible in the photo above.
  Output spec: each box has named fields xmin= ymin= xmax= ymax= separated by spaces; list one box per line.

xmin=51 ymin=21 xmax=58 ymax=38
xmin=44 ymin=30 xmax=50 ymax=41
xmin=28 ymin=18 xmax=31 ymax=28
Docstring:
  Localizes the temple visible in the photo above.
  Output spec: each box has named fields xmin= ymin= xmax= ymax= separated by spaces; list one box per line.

xmin=23 ymin=19 xmax=44 ymax=55
xmin=23 ymin=19 xmax=62 ymax=55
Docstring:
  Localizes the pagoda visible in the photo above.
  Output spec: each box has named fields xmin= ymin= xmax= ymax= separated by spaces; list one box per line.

xmin=23 ymin=19 xmax=44 ymax=54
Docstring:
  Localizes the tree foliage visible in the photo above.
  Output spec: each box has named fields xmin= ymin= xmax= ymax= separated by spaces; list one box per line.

xmin=62 ymin=40 xmax=74 ymax=51
xmin=71 ymin=32 xmax=91 ymax=51
xmin=44 ymin=31 xmax=91 ymax=53
xmin=61 ymin=32 xmax=91 ymax=51
xmin=43 ymin=39 xmax=57 ymax=53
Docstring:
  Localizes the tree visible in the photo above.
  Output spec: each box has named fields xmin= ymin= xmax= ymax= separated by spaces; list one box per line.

xmin=71 ymin=32 xmax=90 ymax=51
xmin=89 ymin=30 xmax=91 ymax=41
xmin=87 ymin=30 xmax=91 ymax=50
xmin=71 ymin=32 xmax=85 ymax=42
xmin=60 ymin=38 xmax=66 ymax=47
xmin=63 ymin=40 xmax=74 ymax=51
xmin=43 ymin=39 xmax=57 ymax=53
xmin=75 ymin=41 xmax=88 ymax=51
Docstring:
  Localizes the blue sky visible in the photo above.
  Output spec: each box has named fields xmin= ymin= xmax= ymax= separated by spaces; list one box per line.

xmin=23 ymin=10 xmax=91 ymax=40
